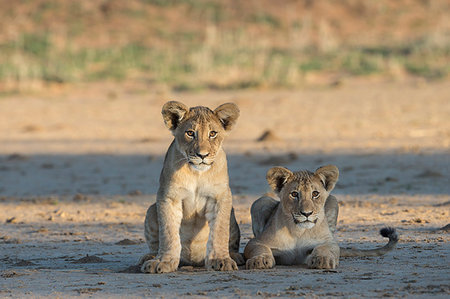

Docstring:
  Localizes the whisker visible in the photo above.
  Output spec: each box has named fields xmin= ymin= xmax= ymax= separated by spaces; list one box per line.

xmin=173 ymin=156 xmax=188 ymax=164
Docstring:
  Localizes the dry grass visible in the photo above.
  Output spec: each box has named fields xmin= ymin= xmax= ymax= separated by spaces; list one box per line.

xmin=0 ymin=0 xmax=449 ymax=92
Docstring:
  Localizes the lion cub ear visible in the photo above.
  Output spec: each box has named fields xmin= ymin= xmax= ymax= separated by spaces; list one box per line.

xmin=214 ymin=103 xmax=240 ymax=131
xmin=267 ymin=166 xmax=293 ymax=193
xmin=161 ymin=101 xmax=189 ymax=131
xmin=314 ymin=165 xmax=339 ymax=192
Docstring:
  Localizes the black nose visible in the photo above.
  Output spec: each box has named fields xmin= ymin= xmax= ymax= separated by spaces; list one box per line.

xmin=196 ymin=153 xmax=209 ymax=159
xmin=301 ymin=211 xmax=313 ymax=217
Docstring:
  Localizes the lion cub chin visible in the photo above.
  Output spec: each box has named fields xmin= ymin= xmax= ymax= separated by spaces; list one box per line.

xmin=139 ymin=101 xmax=244 ymax=274
xmin=244 ymin=165 xmax=398 ymax=270
xmin=188 ymin=163 xmax=211 ymax=172
xmin=295 ymin=221 xmax=316 ymax=230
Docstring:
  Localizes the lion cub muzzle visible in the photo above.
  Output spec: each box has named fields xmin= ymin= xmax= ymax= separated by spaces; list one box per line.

xmin=187 ymin=155 xmax=213 ymax=171
xmin=292 ymin=212 xmax=318 ymax=229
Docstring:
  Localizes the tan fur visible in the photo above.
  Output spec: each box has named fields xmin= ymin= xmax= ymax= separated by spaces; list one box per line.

xmin=140 ymin=101 xmax=243 ymax=273
xmin=244 ymin=165 xmax=398 ymax=270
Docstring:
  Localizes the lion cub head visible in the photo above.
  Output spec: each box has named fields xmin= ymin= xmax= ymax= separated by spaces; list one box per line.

xmin=162 ymin=101 xmax=240 ymax=171
xmin=266 ymin=165 xmax=339 ymax=229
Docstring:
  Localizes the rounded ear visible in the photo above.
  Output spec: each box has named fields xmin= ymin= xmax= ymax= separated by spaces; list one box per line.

xmin=214 ymin=103 xmax=240 ymax=131
xmin=314 ymin=165 xmax=339 ymax=192
xmin=266 ymin=166 xmax=293 ymax=193
xmin=161 ymin=101 xmax=189 ymax=131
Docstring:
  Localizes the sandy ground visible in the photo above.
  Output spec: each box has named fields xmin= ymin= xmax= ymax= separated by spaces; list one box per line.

xmin=0 ymin=80 xmax=449 ymax=298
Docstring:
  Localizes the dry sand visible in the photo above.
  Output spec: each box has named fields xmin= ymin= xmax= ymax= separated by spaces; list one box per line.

xmin=0 ymin=80 xmax=449 ymax=298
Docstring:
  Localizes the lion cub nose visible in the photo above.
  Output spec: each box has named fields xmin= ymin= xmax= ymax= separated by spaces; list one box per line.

xmin=196 ymin=152 xmax=209 ymax=159
xmin=300 ymin=211 xmax=313 ymax=217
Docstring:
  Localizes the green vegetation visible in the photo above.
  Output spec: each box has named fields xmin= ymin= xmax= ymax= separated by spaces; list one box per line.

xmin=249 ymin=13 xmax=281 ymax=28
xmin=0 ymin=0 xmax=448 ymax=91
xmin=1 ymin=31 xmax=448 ymax=91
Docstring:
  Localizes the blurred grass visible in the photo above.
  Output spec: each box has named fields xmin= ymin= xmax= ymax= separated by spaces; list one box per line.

xmin=0 ymin=0 xmax=449 ymax=91
xmin=1 ymin=36 xmax=447 ymax=90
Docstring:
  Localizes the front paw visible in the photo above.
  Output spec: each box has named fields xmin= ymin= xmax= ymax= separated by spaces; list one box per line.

xmin=307 ymin=254 xmax=338 ymax=269
xmin=141 ymin=258 xmax=179 ymax=274
xmin=138 ymin=253 xmax=156 ymax=266
xmin=230 ymin=251 xmax=245 ymax=266
xmin=245 ymin=255 xmax=275 ymax=270
xmin=206 ymin=257 xmax=238 ymax=271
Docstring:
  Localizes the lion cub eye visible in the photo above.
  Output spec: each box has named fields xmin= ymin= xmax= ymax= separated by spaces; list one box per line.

xmin=185 ymin=130 xmax=195 ymax=138
xmin=312 ymin=191 xmax=320 ymax=199
xmin=209 ymin=131 xmax=217 ymax=138
xmin=290 ymin=191 xmax=299 ymax=198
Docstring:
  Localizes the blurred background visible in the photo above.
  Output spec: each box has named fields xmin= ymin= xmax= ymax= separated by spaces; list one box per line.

xmin=1 ymin=0 xmax=449 ymax=93
xmin=1 ymin=2 xmax=449 ymax=296
xmin=0 ymin=0 xmax=449 ymax=196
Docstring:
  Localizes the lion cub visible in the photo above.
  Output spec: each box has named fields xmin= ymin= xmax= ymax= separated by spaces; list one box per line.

xmin=244 ymin=165 xmax=398 ymax=270
xmin=140 ymin=101 xmax=243 ymax=273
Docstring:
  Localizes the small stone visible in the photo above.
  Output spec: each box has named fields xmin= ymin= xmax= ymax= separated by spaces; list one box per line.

xmin=73 ymin=193 xmax=89 ymax=201
xmin=41 ymin=163 xmax=54 ymax=169
xmin=115 ymin=239 xmax=139 ymax=245
xmin=128 ymin=190 xmax=142 ymax=196
xmin=22 ymin=125 xmax=43 ymax=132
xmin=14 ymin=260 xmax=36 ymax=266
xmin=6 ymin=153 xmax=28 ymax=161
xmin=439 ymin=224 xmax=450 ymax=232
xmin=6 ymin=217 xmax=16 ymax=223
xmin=385 ymin=177 xmax=398 ymax=182
xmin=256 ymin=130 xmax=283 ymax=142
xmin=72 ymin=255 xmax=106 ymax=264
xmin=416 ymin=170 xmax=443 ymax=178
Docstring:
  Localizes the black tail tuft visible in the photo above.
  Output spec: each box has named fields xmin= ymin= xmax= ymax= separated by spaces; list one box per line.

xmin=380 ymin=227 xmax=398 ymax=242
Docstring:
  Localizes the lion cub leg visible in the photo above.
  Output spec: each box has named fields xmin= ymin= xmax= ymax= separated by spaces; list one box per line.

xmin=244 ymin=197 xmax=278 ymax=270
xmin=306 ymin=243 xmax=340 ymax=269
xmin=229 ymin=208 xmax=245 ymax=265
xmin=141 ymin=200 xmax=182 ymax=274
xmin=139 ymin=203 xmax=159 ymax=267
xmin=205 ymin=195 xmax=238 ymax=271
xmin=324 ymin=195 xmax=339 ymax=233
xmin=250 ymin=196 xmax=278 ymax=238
xmin=244 ymin=239 xmax=276 ymax=270
xmin=303 ymin=195 xmax=340 ymax=269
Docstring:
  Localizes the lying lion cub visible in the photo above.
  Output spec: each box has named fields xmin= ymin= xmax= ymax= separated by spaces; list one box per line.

xmin=244 ymin=165 xmax=398 ymax=270
xmin=140 ymin=101 xmax=243 ymax=273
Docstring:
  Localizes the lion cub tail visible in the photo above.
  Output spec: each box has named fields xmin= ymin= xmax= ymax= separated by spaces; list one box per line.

xmin=340 ymin=227 xmax=399 ymax=257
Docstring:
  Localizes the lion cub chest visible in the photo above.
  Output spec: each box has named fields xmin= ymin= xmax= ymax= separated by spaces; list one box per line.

xmin=273 ymin=239 xmax=321 ymax=265
xmin=179 ymin=180 xmax=225 ymax=219
xmin=269 ymin=224 xmax=331 ymax=265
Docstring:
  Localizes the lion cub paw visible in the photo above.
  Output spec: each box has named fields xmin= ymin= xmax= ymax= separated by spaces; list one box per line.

xmin=138 ymin=253 xmax=156 ymax=266
xmin=206 ymin=257 xmax=238 ymax=271
xmin=230 ymin=252 xmax=245 ymax=266
xmin=141 ymin=258 xmax=179 ymax=274
xmin=307 ymin=254 xmax=338 ymax=269
xmin=245 ymin=255 xmax=275 ymax=270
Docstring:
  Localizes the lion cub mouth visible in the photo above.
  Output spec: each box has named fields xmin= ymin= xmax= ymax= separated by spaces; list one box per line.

xmin=189 ymin=161 xmax=213 ymax=166
xmin=292 ymin=213 xmax=318 ymax=225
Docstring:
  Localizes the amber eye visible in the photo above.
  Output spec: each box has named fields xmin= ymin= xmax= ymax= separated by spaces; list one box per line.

xmin=186 ymin=130 xmax=195 ymax=138
xmin=209 ymin=131 xmax=217 ymax=138
xmin=290 ymin=191 xmax=299 ymax=198
xmin=312 ymin=191 xmax=320 ymax=198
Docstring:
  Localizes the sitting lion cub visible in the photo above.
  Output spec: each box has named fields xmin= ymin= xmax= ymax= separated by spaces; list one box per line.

xmin=244 ymin=165 xmax=398 ymax=270
xmin=140 ymin=101 xmax=244 ymax=273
